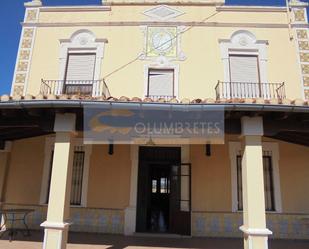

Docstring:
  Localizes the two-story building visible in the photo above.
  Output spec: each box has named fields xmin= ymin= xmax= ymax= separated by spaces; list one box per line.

xmin=0 ymin=0 xmax=309 ymax=249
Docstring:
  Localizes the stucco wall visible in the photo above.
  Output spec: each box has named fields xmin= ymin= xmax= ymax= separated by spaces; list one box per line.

xmin=278 ymin=141 xmax=309 ymax=213
xmin=191 ymin=143 xmax=232 ymax=212
xmin=2 ymin=136 xmax=309 ymax=214
xmin=21 ymin=5 xmax=303 ymax=100
xmin=4 ymin=136 xmax=45 ymax=204
xmin=87 ymin=144 xmax=131 ymax=209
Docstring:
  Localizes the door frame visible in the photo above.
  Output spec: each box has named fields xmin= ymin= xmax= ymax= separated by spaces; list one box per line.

xmin=124 ymin=144 xmax=190 ymax=235
xmin=131 ymin=145 xmax=191 ymax=235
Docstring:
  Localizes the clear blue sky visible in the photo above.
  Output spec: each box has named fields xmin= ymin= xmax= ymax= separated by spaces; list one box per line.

xmin=0 ymin=0 xmax=308 ymax=95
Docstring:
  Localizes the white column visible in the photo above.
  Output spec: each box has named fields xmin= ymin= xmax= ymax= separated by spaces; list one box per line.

xmin=240 ymin=116 xmax=272 ymax=249
xmin=124 ymin=145 xmax=138 ymax=235
xmin=41 ymin=113 xmax=76 ymax=249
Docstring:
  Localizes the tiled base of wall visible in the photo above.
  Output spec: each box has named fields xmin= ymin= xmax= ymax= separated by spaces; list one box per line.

xmin=2 ymin=204 xmax=124 ymax=234
xmin=192 ymin=212 xmax=309 ymax=240
xmin=2 ymin=205 xmax=308 ymax=239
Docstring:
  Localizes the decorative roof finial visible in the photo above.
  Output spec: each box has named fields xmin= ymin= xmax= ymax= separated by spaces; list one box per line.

xmin=24 ymin=0 xmax=42 ymax=7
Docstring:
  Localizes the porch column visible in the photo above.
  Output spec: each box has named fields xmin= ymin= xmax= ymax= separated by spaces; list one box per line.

xmin=41 ymin=113 xmax=76 ymax=249
xmin=240 ymin=116 xmax=272 ymax=249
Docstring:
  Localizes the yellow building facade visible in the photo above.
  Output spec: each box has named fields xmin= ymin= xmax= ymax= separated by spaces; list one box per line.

xmin=1 ymin=0 xmax=309 ymax=249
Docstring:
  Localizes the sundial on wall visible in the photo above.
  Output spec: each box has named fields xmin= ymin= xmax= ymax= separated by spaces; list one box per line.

xmin=146 ymin=27 xmax=178 ymax=58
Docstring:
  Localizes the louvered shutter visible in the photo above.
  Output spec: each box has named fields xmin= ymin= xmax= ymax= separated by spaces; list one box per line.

xmin=148 ymin=70 xmax=174 ymax=97
xmin=65 ymin=54 xmax=96 ymax=81
xmin=229 ymin=55 xmax=260 ymax=83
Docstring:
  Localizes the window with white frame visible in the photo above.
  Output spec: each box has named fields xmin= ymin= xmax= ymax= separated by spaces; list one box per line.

xmin=236 ymin=151 xmax=275 ymax=211
xmin=40 ymin=138 xmax=91 ymax=207
xmin=229 ymin=142 xmax=282 ymax=213
xmin=59 ymin=30 xmax=106 ymax=97
xmin=147 ymin=69 xmax=175 ymax=100
xmin=45 ymin=146 xmax=85 ymax=206
xmin=219 ymin=30 xmax=269 ymax=99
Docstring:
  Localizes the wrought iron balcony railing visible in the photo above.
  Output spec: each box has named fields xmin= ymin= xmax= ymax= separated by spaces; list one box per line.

xmin=145 ymin=95 xmax=176 ymax=101
xmin=215 ymin=81 xmax=286 ymax=100
xmin=40 ymin=79 xmax=111 ymax=98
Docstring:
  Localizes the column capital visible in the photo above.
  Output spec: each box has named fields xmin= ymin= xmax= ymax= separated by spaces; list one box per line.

xmin=54 ymin=113 xmax=76 ymax=133
xmin=24 ymin=0 xmax=42 ymax=7
xmin=241 ymin=116 xmax=263 ymax=137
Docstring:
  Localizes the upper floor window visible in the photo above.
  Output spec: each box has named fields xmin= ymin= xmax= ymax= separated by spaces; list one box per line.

xmin=229 ymin=54 xmax=260 ymax=83
xmin=64 ymin=53 xmax=96 ymax=95
xmin=147 ymin=69 xmax=175 ymax=100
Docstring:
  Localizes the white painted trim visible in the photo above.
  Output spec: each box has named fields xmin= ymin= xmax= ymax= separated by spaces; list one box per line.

xmin=143 ymin=63 xmax=180 ymax=99
xmin=229 ymin=141 xmax=241 ymax=212
xmin=216 ymin=5 xmax=287 ymax=12
xmin=219 ymin=30 xmax=269 ymax=98
xmin=40 ymin=6 xmax=111 ymax=12
xmin=263 ymin=142 xmax=282 ymax=213
xmin=240 ymin=225 xmax=273 ymax=236
xmin=22 ymin=22 xmax=294 ymax=29
xmin=229 ymin=141 xmax=282 ymax=213
xmin=59 ymin=30 xmax=107 ymax=97
xmin=41 ymin=221 xmax=71 ymax=230
xmin=40 ymin=136 xmax=92 ymax=207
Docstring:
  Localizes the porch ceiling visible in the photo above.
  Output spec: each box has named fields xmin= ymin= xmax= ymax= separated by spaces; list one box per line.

xmin=0 ymin=99 xmax=309 ymax=147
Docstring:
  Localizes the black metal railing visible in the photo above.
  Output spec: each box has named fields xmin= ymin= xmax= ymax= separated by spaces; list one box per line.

xmin=40 ymin=79 xmax=111 ymax=98
xmin=145 ymin=95 xmax=176 ymax=101
xmin=215 ymin=81 xmax=286 ymax=100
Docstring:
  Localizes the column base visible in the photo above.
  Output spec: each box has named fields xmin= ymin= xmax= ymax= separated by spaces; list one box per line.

xmin=41 ymin=221 xmax=72 ymax=249
xmin=240 ymin=226 xmax=272 ymax=249
xmin=124 ymin=206 xmax=136 ymax=235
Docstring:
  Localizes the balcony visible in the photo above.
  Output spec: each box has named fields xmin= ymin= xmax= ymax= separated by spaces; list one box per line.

xmin=145 ymin=95 xmax=176 ymax=101
xmin=40 ymin=79 xmax=110 ymax=98
xmin=215 ymin=81 xmax=286 ymax=100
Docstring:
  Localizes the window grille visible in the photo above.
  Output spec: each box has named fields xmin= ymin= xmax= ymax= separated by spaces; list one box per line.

xmin=236 ymin=150 xmax=275 ymax=211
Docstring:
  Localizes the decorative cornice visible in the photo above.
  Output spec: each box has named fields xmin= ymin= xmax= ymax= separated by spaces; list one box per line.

xmin=24 ymin=0 xmax=42 ymax=7
xmin=289 ymin=0 xmax=309 ymax=7
xmin=22 ymin=21 xmax=292 ymax=29
xmin=104 ymin=1 xmax=225 ymax=6
xmin=40 ymin=6 xmax=111 ymax=12
xmin=216 ymin=5 xmax=287 ymax=12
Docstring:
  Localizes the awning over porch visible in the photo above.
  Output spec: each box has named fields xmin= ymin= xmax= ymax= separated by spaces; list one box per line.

xmin=0 ymin=98 xmax=309 ymax=146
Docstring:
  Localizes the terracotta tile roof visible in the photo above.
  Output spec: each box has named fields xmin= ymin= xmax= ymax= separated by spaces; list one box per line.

xmin=0 ymin=94 xmax=308 ymax=106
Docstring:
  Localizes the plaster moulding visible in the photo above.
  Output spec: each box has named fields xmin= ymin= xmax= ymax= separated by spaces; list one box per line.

xmin=143 ymin=5 xmax=184 ymax=21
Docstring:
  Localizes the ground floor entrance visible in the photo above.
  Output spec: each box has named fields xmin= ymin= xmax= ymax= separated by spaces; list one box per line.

xmin=136 ymin=147 xmax=191 ymax=236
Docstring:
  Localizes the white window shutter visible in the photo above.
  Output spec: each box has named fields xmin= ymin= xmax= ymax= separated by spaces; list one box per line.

xmin=148 ymin=70 xmax=174 ymax=97
xmin=229 ymin=55 xmax=260 ymax=83
xmin=65 ymin=54 xmax=96 ymax=81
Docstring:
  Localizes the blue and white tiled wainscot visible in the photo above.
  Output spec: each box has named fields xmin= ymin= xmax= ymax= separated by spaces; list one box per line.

xmin=1 ymin=204 xmax=124 ymax=234
xmin=192 ymin=212 xmax=309 ymax=240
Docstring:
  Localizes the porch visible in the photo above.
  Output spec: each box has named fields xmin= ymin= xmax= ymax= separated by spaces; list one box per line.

xmin=0 ymin=98 xmax=309 ymax=249
xmin=1 ymin=231 xmax=309 ymax=249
